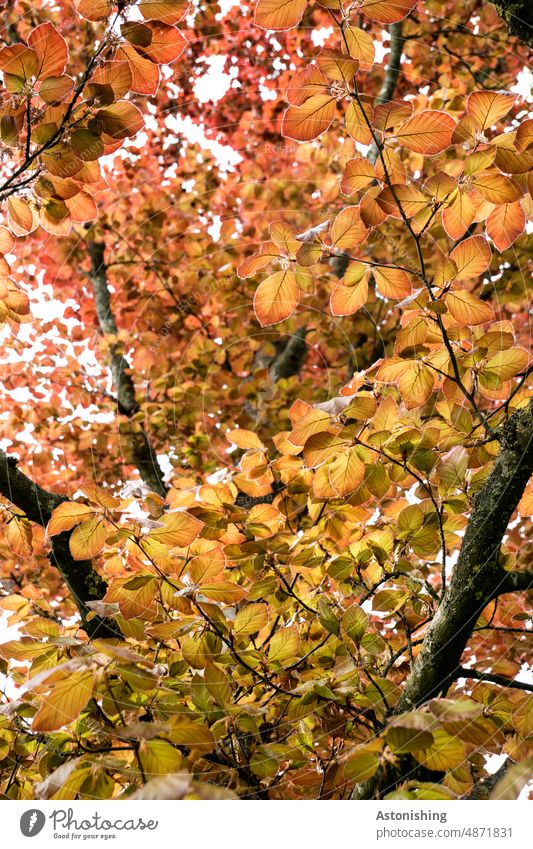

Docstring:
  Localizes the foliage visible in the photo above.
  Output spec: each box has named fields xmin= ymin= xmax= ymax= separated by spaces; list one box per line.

xmin=0 ymin=0 xmax=531 ymax=801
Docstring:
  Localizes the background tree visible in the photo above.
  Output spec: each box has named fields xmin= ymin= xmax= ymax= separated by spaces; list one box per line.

xmin=0 ymin=0 xmax=531 ymax=801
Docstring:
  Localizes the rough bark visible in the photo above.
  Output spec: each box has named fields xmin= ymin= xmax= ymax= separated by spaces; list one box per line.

xmin=368 ymin=21 xmax=404 ymax=166
xmin=493 ymin=1 xmax=533 ymax=46
xmin=397 ymin=399 xmax=533 ymax=713
xmin=352 ymin=399 xmax=533 ymax=798
xmin=269 ymin=326 xmax=308 ymax=381
xmin=0 ymin=450 xmax=119 ymax=638
xmin=88 ymin=241 xmax=167 ymax=498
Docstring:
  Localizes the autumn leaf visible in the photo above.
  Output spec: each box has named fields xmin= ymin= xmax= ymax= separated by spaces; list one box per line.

xmin=449 ymin=235 xmax=491 ymax=280
xmin=32 ymin=669 xmax=95 ymax=732
xmin=486 ymin=201 xmax=526 ymax=251
xmin=28 ymin=23 xmax=68 ymax=80
xmin=446 ymin=290 xmax=494 ymax=326
xmin=466 ymin=90 xmax=515 ymax=131
xmin=360 ymin=0 xmax=417 ymax=24
xmin=255 ymin=0 xmax=307 ymax=30
xmin=282 ymin=94 xmax=336 ymax=141
xmin=48 ymin=502 xmax=96 ymax=536
xmin=395 ymin=110 xmax=456 ymax=154
xmin=253 ymin=269 xmax=300 ymax=326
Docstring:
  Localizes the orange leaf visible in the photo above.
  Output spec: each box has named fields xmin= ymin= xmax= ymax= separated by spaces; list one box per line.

xmin=237 ymin=243 xmax=279 ymax=278
xmin=255 ymin=0 xmax=307 ymax=30
xmin=473 ymin=171 xmax=522 ymax=205
xmin=139 ymin=1 xmax=190 ymax=24
xmin=373 ymin=267 xmax=412 ymax=299
xmin=76 ymin=0 xmax=111 ymax=20
xmin=395 ymin=110 xmax=456 ymax=155
xmin=282 ymin=94 xmax=336 ymax=141
xmin=345 ymin=100 xmax=374 ymax=145
xmin=39 ymin=74 xmax=74 ymax=104
xmin=145 ymin=511 xmax=204 ymax=549
xmin=254 ymin=269 xmax=299 ymax=326
xmin=467 ymin=90 xmax=515 ymax=131
xmin=121 ymin=21 xmax=187 ymax=64
xmin=0 ymin=45 xmax=39 ymax=80
xmin=97 ymin=101 xmax=144 ymax=140
xmin=330 ymin=276 xmax=369 ymax=316
xmin=330 ymin=206 xmax=368 ymax=250
xmin=377 ymin=185 xmax=429 ymax=219
xmin=328 ymin=447 xmax=365 ymax=496
xmin=117 ymin=43 xmax=160 ymax=95
xmin=48 ymin=501 xmax=96 ymax=536
xmin=287 ymin=65 xmax=328 ymax=105
xmin=344 ymin=25 xmax=374 ymax=70
xmin=486 ymin=201 xmax=526 ymax=252
xmin=28 ymin=22 xmax=68 ymax=80
xmin=227 ymin=429 xmax=264 ymax=449
xmin=69 ymin=516 xmax=107 ymax=560
xmin=446 ymin=290 xmax=494 ymax=326
xmin=442 ymin=191 xmax=475 ymax=241
xmin=450 ymin=235 xmax=491 ymax=280
xmin=341 ymin=157 xmax=376 ymax=195
xmin=515 ymin=119 xmax=533 ymax=153
xmin=361 ymin=0 xmax=417 ymax=24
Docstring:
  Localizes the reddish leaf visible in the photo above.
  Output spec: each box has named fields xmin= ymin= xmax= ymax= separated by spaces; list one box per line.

xmin=28 ymin=23 xmax=68 ymax=80
xmin=486 ymin=201 xmax=526 ymax=251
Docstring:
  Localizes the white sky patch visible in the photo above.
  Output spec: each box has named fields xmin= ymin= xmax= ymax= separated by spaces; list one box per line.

xmin=311 ymin=27 xmax=333 ymax=47
xmin=164 ymin=113 xmax=242 ymax=170
xmin=512 ymin=68 xmax=533 ymax=100
xmin=193 ymin=55 xmax=237 ymax=104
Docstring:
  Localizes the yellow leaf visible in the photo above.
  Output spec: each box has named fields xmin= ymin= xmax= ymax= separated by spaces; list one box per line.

xmin=47 ymin=501 xmax=96 ymax=536
xmin=328 ymin=447 xmax=365 ymax=496
xmin=5 ymin=516 xmax=32 ymax=559
xmin=69 ymin=516 xmax=107 ymax=560
xmin=447 ymin=290 xmax=494 ymax=326
xmin=398 ymin=363 xmax=434 ymax=409
xmin=145 ymin=510 xmax=203 ymax=549
xmin=268 ymin=626 xmax=300 ymax=665
xmin=138 ymin=740 xmax=182 ymax=777
xmin=234 ymin=603 xmax=269 ymax=636
xmin=32 ymin=669 xmax=95 ymax=732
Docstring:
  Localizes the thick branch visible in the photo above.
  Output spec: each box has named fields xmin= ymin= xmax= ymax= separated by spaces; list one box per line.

xmin=352 ymin=400 xmax=533 ymax=798
xmin=88 ymin=241 xmax=167 ymax=498
xmin=493 ymin=1 xmax=533 ymax=46
xmin=270 ymin=326 xmax=309 ymax=381
xmin=397 ymin=399 xmax=533 ymax=712
xmin=0 ymin=450 xmax=118 ymax=639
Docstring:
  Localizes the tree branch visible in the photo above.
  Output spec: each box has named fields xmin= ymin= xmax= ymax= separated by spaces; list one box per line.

xmin=456 ymin=666 xmax=533 ymax=693
xmin=88 ymin=241 xmax=167 ymax=498
xmin=368 ymin=21 xmax=404 ymax=165
xmin=0 ymin=450 xmax=119 ymax=639
xmin=351 ymin=399 xmax=533 ymax=798
xmin=493 ymin=1 xmax=533 ymax=46
xmin=397 ymin=399 xmax=533 ymax=712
